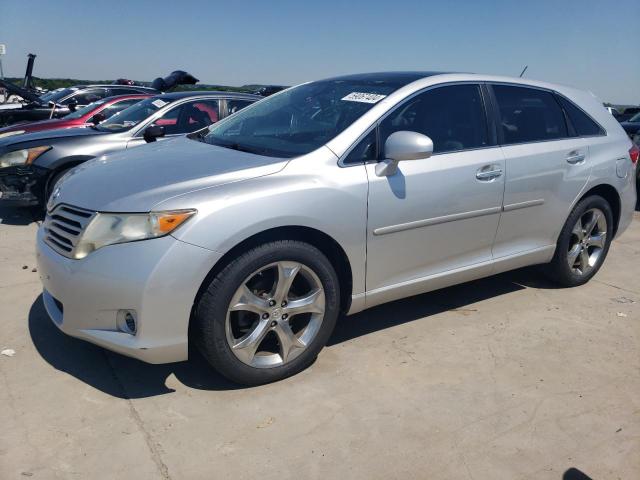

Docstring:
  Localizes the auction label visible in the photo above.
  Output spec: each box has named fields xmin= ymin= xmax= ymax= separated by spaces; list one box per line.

xmin=341 ymin=92 xmax=386 ymax=104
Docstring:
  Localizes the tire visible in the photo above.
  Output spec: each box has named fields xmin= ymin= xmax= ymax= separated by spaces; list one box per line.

xmin=193 ymin=240 xmax=340 ymax=386
xmin=43 ymin=168 xmax=71 ymax=209
xmin=544 ymin=195 xmax=614 ymax=287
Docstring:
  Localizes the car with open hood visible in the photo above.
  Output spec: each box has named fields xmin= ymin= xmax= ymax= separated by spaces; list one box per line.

xmin=0 ymin=84 xmax=158 ymax=127
xmin=0 ymin=70 xmax=199 ymax=127
xmin=36 ymin=72 xmax=636 ymax=385
xmin=0 ymin=91 xmax=259 ymax=206
xmin=0 ymin=94 xmax=151 ymax=139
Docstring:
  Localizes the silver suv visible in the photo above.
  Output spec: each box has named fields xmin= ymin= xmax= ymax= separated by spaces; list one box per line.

xmin=37 ymin=72 xmax=637 ymax=385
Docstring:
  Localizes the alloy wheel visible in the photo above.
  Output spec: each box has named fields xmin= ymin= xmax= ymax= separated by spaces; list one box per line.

xmin=225 ymin=261 xmax=326 ymax=368
xmin=567 ymin=208 xmax=608 ymax=276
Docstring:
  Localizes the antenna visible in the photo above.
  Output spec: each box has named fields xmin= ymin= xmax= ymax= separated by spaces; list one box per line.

xmin=519 ymin=65 xmax=528 ymax=78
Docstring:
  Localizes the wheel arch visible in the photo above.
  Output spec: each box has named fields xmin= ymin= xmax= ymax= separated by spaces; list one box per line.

xmin=44 ymin=156 xmax=94 ymax=198
xmin=578 ymin=183 xmax=621 ymax=237
xmin=190 ymin=226 xmax=354 ymax=325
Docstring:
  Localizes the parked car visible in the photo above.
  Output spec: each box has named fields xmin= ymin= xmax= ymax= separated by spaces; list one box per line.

xmin=0 ymin=94 xmax=151 ymax=138
xmin=0 ymin=91 xmax=259 ymax=206
xmin=620 ymin=112 xmax=640 ymax=143
xmin=35 ymin=72 xmax=637 ymax=385
xmin=0 ymin=84 xmax=158 ymax=127
xmin=0 ymin=70 xmax=199 ymax=128
xmin=614 ymin=107 xmax=640 ymax=122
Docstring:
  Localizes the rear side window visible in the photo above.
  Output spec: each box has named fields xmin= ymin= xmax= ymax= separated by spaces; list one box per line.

xmin=379 ymin=84 xmax=489 ymax=154
xmin=556 ymin=96 xmax=604 ymax=137
xmin=493 ymin=85 xmax=568 ymax=144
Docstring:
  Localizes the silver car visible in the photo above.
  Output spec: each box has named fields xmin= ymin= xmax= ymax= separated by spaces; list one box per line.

xmin=36 ymin=72 xmax=637 ymax=385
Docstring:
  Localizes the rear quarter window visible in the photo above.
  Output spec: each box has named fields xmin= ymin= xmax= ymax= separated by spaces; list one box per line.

xmin=556 ymin=96 xmax=605 ymax=137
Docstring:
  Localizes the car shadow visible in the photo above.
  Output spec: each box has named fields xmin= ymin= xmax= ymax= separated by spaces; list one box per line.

xmin=29 ymin=268 xmax=546 ymax=399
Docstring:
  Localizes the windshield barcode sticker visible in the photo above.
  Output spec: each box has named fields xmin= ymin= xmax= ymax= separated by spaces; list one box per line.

xmin=341 ymin=92 xmax=386 ymax=104
xmin=152 ymin=99 xmax=167 ymax=108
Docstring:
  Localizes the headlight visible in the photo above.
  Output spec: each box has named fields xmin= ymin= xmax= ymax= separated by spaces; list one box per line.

xmin=0 ymin=146 xmax=51 ymax=168
xmin=0 ymin=130 xmax=25 ymax=139
xmin=73 ymin=209 xmax=196 ymax=259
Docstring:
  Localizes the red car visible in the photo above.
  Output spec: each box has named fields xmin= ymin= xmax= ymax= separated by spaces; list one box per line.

xmin=0 ymin=94 xmax=151 ymax=138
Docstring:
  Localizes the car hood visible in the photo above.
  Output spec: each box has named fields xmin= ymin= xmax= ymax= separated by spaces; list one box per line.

xmin=0 ymin=118 xmax=80 ymax=135
xmin=51 ymin=137 xmax=288 ymax=212
xmin=0 ymin=126 xmax=104 ymax=148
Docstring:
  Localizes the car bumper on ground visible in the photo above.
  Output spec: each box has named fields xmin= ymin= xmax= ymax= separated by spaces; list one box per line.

xmin=36 ymin=227 xmax=222 ymax=364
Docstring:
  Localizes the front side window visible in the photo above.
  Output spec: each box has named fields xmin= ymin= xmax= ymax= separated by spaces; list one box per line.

xmin=379 ymin=84 xmax=489 ymax=154
xmin=150 ymin=100 xmax=220 ymax=135
xmin=204 ymin=79 xmax=408 ymax=158
xmin=493 ymin=85 xmax=568 ymax=144
xmin=556 ymin=96 xmax=604 ymax=137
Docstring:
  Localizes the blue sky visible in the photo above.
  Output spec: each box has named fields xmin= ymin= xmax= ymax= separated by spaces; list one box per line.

xmin=1 ymin=0 xmax=638 ymax=104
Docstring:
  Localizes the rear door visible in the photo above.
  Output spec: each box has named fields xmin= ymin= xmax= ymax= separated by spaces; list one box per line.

xmin=490 ymin=84 xmax=591 ymax=258
xmin=365 ymin=83 xmax=505 ymax=298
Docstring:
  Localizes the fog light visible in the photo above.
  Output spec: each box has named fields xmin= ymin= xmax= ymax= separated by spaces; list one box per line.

xmin=117 ymin=309 xmax=137 ymax=335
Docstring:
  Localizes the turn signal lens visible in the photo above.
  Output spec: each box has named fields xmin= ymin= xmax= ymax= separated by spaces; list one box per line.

xmin=26 ymin=146 xmax=52 ymax=164
xmin=153 ymin=211 xmax=196 ymax=234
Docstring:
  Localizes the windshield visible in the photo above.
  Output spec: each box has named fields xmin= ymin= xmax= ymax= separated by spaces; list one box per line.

xmin=204 ymin=79 xmax=403 ymax=158
xmin=39 ymin=87 xmax=76 ymax=104
xmin=96 ymin=97 xmax=169 ymax=132
xmin=628 ymin=112 xmax=640 ymax=122
xmin=63 ymin=99 xmax=106 ymax=119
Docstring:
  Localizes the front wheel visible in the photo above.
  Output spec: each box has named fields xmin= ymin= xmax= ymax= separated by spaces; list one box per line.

xmin=544 ymin=195 xmax=613 ymax=287
xmin=193 ymin=240 xmax=340 ymax=385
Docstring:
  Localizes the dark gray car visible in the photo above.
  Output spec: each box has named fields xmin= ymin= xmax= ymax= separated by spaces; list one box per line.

xmin=0 ymin=91 xmax=260 ymax=207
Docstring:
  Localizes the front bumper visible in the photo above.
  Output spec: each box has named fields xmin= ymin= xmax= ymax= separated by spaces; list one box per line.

xmin=0 ymin=165 xmax=46 ymax=206
xmin=36 ymin=227 xmax=222 ymax=363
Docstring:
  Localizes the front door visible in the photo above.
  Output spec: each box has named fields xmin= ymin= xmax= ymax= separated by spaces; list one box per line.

xmin=365 ymin=84 xmax=505 ymax=304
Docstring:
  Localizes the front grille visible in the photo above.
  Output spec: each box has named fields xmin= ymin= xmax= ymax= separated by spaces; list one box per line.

xmin=43 ymin=204 xmax=95 ymax=258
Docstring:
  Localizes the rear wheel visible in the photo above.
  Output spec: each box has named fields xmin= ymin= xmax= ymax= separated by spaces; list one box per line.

xmin=193 ymin=240 xmax=340 ymax=385
xmin=545 ymin=195 xmax=613 ymax=287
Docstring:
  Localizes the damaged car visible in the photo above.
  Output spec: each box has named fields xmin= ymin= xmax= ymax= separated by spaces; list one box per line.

xmin=0 ymin=94 xmax=151 ymax=138
xmin=0 ymin=91 xmax=259 ymax=207
xmin=0 ymin=70 xmax=198 ymax=127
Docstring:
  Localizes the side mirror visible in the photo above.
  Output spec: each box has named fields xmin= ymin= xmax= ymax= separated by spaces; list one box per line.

xmin=90 ymin=113 xmax=106 ymax=125
xmin=376 ymin=131 xmax=434 ymax=177
xmin=67 ymin=99 xmax=78 ymax=112
xmin=143 ymin=125 xmax=165 ymax=143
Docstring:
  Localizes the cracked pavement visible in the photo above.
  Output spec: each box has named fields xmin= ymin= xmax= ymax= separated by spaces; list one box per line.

xmin=0 ymin=206 xmax=638 ymax=479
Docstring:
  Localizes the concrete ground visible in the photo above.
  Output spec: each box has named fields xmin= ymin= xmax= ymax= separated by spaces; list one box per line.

xmin=0 ymin=206 xmax=638 ymax=480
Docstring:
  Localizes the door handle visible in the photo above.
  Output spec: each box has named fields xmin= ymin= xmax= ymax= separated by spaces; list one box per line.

xmin=476 ymin=166 xmax=503 ymax=181
xmin=566 ymin=151 xmax=586 ymax=164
